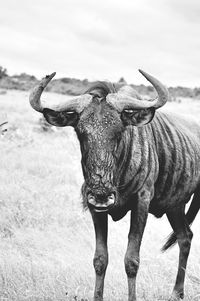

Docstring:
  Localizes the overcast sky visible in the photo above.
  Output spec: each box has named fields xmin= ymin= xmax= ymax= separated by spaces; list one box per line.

xmin=1 ymin=0 xmax=200 ymax=87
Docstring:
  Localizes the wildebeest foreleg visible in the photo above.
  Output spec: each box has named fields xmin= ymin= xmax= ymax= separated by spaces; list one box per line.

xmin=167 ymin=209 xmax=193 ymax=301
xmin=124 ymin=197 xmax=149 ymax=301
xmin=91 ymin=211 xmax=108 ymax=301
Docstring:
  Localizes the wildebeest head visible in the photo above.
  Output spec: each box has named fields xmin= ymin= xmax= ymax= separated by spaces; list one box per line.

xmin=29 ymin=70 xmax=169 ymax=212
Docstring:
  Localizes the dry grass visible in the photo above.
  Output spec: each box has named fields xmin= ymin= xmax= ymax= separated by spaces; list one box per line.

xmin=0 ymin=90 xmax=199 ymax=300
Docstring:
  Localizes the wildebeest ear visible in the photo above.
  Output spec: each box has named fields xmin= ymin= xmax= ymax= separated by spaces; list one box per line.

xmin=121 ymin=108 xmax=155 ymax=126
xmin=43 ymin=108 xmax=79 ymax=127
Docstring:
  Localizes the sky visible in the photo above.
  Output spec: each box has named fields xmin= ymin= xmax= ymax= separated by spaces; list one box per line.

xmin=1 ymin=0 xmax=200 ymax=87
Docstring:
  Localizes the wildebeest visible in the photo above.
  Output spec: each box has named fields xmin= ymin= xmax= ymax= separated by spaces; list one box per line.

xmin=29 ymin=70 xmax=200 ymax=301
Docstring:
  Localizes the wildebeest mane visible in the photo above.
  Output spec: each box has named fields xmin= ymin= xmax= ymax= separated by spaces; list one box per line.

xmin=85 ymin=81 xmax=117 ymax=99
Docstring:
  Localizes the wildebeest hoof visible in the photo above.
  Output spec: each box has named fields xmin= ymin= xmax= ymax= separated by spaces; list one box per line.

xmin=169 ymin=290 xmax=184 ymax=301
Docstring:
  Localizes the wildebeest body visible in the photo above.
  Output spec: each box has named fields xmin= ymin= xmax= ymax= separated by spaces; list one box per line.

xmin=149 ymin=112 xmax=200 ymax=216
xmin=84 ymin=111 xmax=200 ymax=221
xmin=29 ymin=71 xmax=200 ymax=301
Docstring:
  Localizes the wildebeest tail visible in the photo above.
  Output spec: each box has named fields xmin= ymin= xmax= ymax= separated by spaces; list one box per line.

xmin=162 ymin=190 xmax=200 ymax=252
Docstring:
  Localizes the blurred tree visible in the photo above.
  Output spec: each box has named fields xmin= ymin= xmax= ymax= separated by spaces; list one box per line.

xmin=0 ymin=66 xmax=8 ymax=79
xmin=194 ymin=87 xmax=200 ymax=98
xmin=147 ymin=85 xmax=154 ymax=92
xmin=118 ymin=77 xmax=127 ymax=85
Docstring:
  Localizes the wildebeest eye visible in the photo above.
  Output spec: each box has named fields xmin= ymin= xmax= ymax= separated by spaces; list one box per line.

xmin=66 ymin=111 xmax=76 ymax=115
xmin=121 ymin=107 xmax=155 ymax=126
xmin=124 ymin=109 xmax=134 ymax=113
xmin=43 ymin=108 xmax=79 ymax=127
xmin=123 ymin=109 xmax=135 ymax=116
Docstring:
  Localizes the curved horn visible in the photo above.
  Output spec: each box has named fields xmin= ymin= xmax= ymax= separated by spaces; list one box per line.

xmin=138 ymin=69 xmax=169 ymax=108
xmin=29 ymin=72 xmax=92 ymax=113
xmin=106 ymin=70 xmax=169 ymax=112
xmin=29 ymin=72 xmax=56 ymax=113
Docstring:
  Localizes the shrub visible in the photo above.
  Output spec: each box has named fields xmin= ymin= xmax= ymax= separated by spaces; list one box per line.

xmin=0 ymin=66 xmax=8 ymax=79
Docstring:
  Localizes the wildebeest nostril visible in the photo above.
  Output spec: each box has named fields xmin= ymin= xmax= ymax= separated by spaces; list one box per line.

xmin=87 ymin=194 xmax=96 ymax=206
xmin=107 ymin=193 xmax=115 ymax=206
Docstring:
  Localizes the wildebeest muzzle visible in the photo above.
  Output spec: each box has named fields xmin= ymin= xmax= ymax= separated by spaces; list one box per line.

xmin=87 ymin=192 xmax=115 ymax=212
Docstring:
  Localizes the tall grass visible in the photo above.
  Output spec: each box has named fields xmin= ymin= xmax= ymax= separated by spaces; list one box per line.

xmin=0 ymin=90 xmax=199 ymax=300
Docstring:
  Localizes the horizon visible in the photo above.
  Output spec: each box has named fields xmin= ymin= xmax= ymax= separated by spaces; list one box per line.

xmin=3 ymin=68 xmax=200 ymax=90
xmin=1 ymin=0 xmax=200 ymax=88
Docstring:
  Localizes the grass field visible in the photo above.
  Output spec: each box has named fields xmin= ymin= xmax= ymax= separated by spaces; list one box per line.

xmin=0 ymin=90 xmax=199 ymax=301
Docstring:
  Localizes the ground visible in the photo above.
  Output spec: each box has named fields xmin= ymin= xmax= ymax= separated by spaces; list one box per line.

xmin=0 ymin=90 xmax=199 ymax=301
